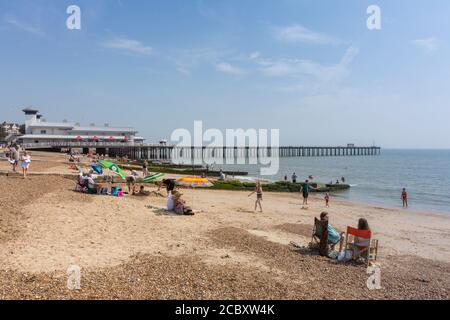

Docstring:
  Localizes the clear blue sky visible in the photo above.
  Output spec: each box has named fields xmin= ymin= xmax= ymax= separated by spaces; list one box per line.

xmin=1 ymin=0 xmax=449 ymax=148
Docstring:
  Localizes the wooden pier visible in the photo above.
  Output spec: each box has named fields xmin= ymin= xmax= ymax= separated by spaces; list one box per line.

xmin=107 ymin=145 xmax=381 ymax=161
xmin=23 ymin=142 xmax=381 ymax=161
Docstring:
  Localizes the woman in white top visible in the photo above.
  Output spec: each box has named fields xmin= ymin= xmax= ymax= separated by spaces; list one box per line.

xmin=21 ymin=151 xmax=31 ymax=178
xmin=167 ymin=191 xmax=175 ymax=211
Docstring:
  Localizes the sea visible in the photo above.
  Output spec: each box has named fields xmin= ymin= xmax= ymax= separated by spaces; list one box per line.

xmin=218 ymin=149 xmax=450 ymax=215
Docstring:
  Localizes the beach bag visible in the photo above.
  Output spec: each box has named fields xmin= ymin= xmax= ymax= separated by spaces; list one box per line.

xmin=117 ymin=191 xmax=124 ymax=197
xmin=338 ymin=249 xmax=354 ymax=262
xmin=111 ymin=187 xmax=120 ymax=196
xmin=184 ymin=207 xmax=194 ymax=216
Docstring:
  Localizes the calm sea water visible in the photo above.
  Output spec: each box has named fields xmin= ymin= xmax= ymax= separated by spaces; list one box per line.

xmin=219 ymin=149 xmax=450 ymax=215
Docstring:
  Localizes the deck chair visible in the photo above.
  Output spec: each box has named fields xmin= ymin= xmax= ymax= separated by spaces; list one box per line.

xmin=75 ymin=176 xmax=87 ymax=192
xmin=344 ymin=227 xmax=379 ymax=265
xmin=311 ymin=218 xmax=329 ymax=257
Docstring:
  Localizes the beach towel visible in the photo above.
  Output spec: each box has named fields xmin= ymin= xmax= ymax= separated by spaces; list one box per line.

xmin=111 ymin=187 xmax=121 ymax=196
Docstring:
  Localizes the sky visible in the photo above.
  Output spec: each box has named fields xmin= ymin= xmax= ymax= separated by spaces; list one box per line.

xmin=0 ymin=0 xmax=449 ymax=148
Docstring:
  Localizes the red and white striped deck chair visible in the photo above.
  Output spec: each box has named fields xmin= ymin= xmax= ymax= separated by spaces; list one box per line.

xmin=344 ymin=227 xmax=378 ymax=266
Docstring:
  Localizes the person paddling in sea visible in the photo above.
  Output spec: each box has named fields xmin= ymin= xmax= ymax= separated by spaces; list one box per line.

xmin=248 ymin=181 xmax=263 ymax=213
xmin=401 ymin=188 xmax=408 ymax=207
xmin=324 ymin=193 xmax=330 ymax=208
xmin=292 ymin=172 xmax=298 ymax=184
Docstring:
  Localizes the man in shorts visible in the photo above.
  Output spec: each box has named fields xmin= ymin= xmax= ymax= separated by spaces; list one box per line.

xmin=301 ymin=180 xmax=312 ymax=205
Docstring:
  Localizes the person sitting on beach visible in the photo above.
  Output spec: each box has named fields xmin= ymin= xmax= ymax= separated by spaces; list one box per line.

xmin=349 ymin=218 xmax=372 ymax=261
xmin=76 ymin=173 xmax=88 ymax=192
xmin=133 ymin=185 xmax=150 ymax=197
xmin=354 ymin=218 xmax=371 ymax=246
xmin=172 ymin=190 xmax=194 ymax=215
xmin=86 ymin=174 xmax=100 ymax=194
xmin=320 ymin=212 xmax=345 ymax=252
xmin=248 ymin=181 xmax=263 ymax=213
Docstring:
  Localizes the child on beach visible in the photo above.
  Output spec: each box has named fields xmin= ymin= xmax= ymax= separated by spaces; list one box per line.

xmin=401 ymin=188 xmax=408 ymax=207
xmin=21 ymin=151 xmax=31 ymax=178
xmin=248 ymin=181 xmax=263 ymax=213
xmin=324 ymin=193 xmax=330 ymax=207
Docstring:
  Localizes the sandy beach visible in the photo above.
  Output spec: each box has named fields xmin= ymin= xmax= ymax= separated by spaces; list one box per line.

xmin=0 ymin=152 xmax=449 ymax=300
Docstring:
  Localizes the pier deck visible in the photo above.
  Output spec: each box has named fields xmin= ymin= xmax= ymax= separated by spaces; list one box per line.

xmin=22 ymin=142 xmax=381 ymax=161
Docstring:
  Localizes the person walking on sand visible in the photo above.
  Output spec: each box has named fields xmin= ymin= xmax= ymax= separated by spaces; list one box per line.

xmin=21 ymin=151 xmax=31 ymax=178
xmin=401 ymin=188 xmax=408 ymax=207
xmin=248 ymin=181 xmax=263 ymax=213
xmin=300 ymin=180 xmax=315 ymax=206
xmin=142 ymin=160 xmax=149 ymax=177
xmin=324 ymin=193 xmax=330 ymax=208
xmin=11 ymin=144 xmax=20 ymax=172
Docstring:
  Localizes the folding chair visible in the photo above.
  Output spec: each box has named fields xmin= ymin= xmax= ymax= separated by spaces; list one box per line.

xmin=75 ymin=176 xmax=87 ymax=192
xmin=311 ymin=217 xmax=329 ymax=256
xmin=344 ymin=226 xmax=379 ymax=265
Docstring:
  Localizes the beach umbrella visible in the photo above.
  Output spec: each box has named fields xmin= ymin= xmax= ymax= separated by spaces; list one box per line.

xmin=176 ymin=177 xmax=213 ymax=208
xmin=75 ymin=135 xmax=83 ymax=141
xmin=177 ymin=177 xmax=213 ymax=188
xmin=98 ymin=160 xmax=126 ymax=180
xmin=143 ymin=172 xmax=165 ymax=183
xmin=91 ymin=163 xmax=103 ymax=174
xmin=109 ymin=136 xmax=115 ymax=141
xmin=93 ymin=135 xmax=99 ymax=141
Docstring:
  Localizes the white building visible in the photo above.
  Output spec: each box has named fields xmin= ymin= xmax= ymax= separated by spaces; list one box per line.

xmin=19 ymin=107 xmax=145 ymax=145
xmin=1 ymin=122 xmax=21 ymax=135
